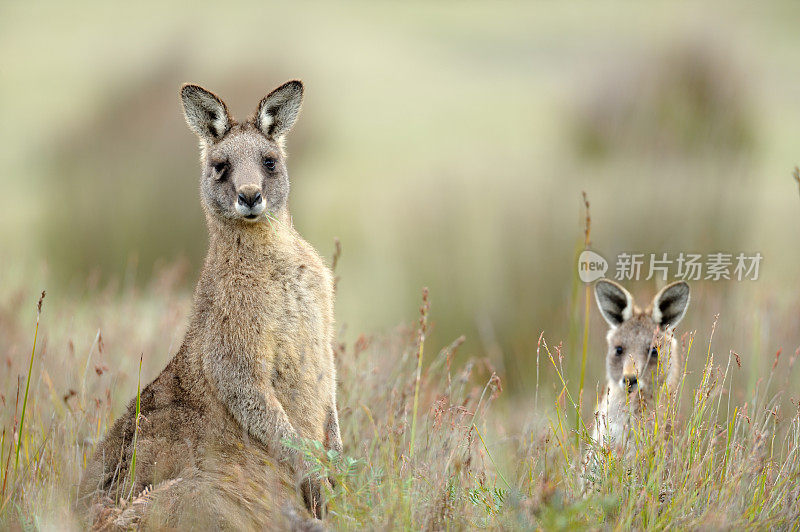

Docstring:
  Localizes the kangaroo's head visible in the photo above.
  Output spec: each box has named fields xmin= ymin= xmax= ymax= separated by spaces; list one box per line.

xmin=594 ymin=279 xmax=690 ymax=397
xmin=180 ymin=80 xmax=303 ymax=224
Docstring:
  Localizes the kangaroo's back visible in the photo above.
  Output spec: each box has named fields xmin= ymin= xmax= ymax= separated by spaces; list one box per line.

xmin=78 ymin=348 xmax=298 ymax=529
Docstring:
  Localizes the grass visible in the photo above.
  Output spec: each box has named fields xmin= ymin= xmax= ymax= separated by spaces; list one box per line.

xmin=14 ymin=291 xmax=44 ymax=474
xmin=409 ymin=287 xmax=430 ymax=459
xmin=575 ymin=191 xmax=593 ymax=449
xmin=0 ymin=259 xmax=798 ymax=529
xmin=126 ymin=354 xmax=143 ymax=502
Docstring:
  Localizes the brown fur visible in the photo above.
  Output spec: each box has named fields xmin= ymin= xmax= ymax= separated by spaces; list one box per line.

xmin=78 ymin=81 xmax=342 ymax=529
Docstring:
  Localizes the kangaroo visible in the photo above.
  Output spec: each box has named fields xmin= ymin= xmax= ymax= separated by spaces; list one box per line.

xmin=582 ymin=279 xmax=690 ymax=489
xmin=78 ymin=80 xmax=343 ymax=529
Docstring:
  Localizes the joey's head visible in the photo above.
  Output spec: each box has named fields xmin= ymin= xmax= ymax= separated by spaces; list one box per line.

xmin=594 ymin=279 xmax=690 ymax=397
xmin=180 ymin=81 xmax=304 ymax=224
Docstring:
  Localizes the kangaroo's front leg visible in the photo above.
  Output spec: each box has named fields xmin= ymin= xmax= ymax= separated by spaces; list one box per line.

xmin=202 ymin=348 xmax=325 ymax=517
xmin=324 ymin=403 xmax=343 ymax=454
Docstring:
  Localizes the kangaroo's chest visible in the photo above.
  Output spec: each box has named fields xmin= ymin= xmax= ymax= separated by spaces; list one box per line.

xmin=594 ymin=393 xmax=651 ymax=452
xmin=242 ymin=258 xmax=333 ymax=437
xmin=226 ymin=258 xmax=329 ymax=351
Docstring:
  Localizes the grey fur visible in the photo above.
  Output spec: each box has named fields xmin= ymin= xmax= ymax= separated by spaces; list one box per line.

xmin=582 ymin=280 xmax=691 ymax=492
xmin=256 ymin=80 xmax=304 ymax=140
xmin=79 ymin=81 xmax=342 ymax=527
xmin=181 ymin=85 xmax=232 ymax=141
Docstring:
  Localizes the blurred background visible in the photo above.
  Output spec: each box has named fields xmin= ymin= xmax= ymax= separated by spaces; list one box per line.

xmin=1 ymin=1 xmax=799 ymax=405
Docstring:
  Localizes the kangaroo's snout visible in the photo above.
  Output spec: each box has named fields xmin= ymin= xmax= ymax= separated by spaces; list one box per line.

xmin=237 ymin=185 xmax=262 ymax=208
xmin=237 ymin=190 xmax=262 ymax=208
xmin=235 ymin=185 xmax=265 ymax=219
xmin=622 ymin=358 xmax=638 ymax=392
xmin=623 ymin=374 xmax=638 ymax=392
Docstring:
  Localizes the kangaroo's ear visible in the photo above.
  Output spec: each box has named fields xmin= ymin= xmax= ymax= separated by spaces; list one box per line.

xmin=594 ymin=279 xmax=634 ymax=328
xmin=255 ymin=80 xmax=304 ymax=140
xmin=181 ymin=84 xmax=232 ymax=143
xmin=652 ymin=281 xmax=690 ymax=329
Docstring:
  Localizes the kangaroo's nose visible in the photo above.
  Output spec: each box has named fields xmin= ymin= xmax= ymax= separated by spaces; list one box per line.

xmin=237 ymin=190 xmax=262 ymax=208
xmin=623 ymin=375 xmax=638 ymax=391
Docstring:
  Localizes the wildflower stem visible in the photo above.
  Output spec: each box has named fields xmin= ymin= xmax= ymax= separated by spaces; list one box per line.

xmin=576 ymin=192 xmax=591 ymax=447
xmin=15 ymin=291 xmax=45 ymax=473
xmin=409 ymin=288 xmax=429 ymax=459
xmin=472 ymin=423 xmax=512 ymax=490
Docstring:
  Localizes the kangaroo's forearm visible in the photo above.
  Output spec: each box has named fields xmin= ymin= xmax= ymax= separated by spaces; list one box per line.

xmin=203 ymin=350 xmax=298 ymax=460
xmin=229 ymin=385 xmax=298 ymax=459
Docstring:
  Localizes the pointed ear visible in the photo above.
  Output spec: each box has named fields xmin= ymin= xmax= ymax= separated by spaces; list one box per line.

xmin=255 ymin=80 xmax=304 ymax=139
xmin=652 ymin=281 xmax=690 ymax=329
xmin=594 ymin=279 xmax=634 ymax=328
xmin=181 ymin=84 xmax=231 ymax=142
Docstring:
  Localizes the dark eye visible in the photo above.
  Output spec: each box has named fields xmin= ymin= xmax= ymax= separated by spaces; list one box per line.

xmin=263 ymin=157 xmax=276 ymax=171
xmin=211 ymin=161 xmax=228 ymax=180
xmin=615 ymin=346 xmax=623 ymax=356
xmin=650 ymin=347 xmax=658 ymax=358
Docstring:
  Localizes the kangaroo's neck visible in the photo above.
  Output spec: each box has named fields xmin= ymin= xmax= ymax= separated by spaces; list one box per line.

xmin=186 ymin=209 xmax=294 ymax=346
xmin=605 ymin=384 xmax=652 ymax=412
xmin=202 ymin=210 xmax=293 ymax=270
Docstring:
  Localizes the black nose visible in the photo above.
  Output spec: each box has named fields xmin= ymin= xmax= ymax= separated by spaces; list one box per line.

xmin=237 ymin=191 xmax=262 ymax=208
xmin=623 ymin=375 xmax=638 ymax=391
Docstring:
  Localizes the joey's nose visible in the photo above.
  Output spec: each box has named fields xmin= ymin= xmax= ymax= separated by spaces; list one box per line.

xmin=623 ymin=375 xmax=638 ymax=391
xmin=237 ymin=190 xmax=262 ymax=208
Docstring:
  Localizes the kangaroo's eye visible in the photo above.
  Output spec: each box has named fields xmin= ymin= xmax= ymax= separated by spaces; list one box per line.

xmin=211 ymin=161 xmax=228 ymax=180
xmin=650 ymin=347 xmax=658 ymax=358
xmin=263 ymin=157 xmax=276 ymax=171
xmin=615 ymin=346 xmax=624 ymax=356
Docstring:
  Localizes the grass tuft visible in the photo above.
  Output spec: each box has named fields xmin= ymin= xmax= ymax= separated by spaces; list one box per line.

xmin=0 ymin=257 xmax=798 ymax=529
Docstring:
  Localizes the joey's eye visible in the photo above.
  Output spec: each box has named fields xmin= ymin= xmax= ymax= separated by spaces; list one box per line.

xmin=262 ymin=157 xmax=276 ymax=171
xmin=650 ymin=347 xmax=658 ymax=358
xmin=211 ymin=161 xmax=228 ymax=180
xmin=615 ymin=346 xmax=623 ymax=356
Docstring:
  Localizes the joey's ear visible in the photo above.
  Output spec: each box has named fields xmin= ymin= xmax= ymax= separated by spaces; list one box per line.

xmin=255 ymin=80 xmax=304 ymax=139
xmin=181 ymin=84 xmax=232 ymax=142
xmin=594 ymin=279 xmax=634 ymax=328
xmin=652 ymin=281 xmax=690 ymax=329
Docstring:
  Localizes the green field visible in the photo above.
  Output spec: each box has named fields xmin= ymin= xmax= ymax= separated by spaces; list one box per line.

xmin=1 ymin=1 xmax=799 ymax=529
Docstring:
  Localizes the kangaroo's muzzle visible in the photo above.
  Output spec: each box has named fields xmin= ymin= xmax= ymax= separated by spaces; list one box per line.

xmin=622 ymin=358 xmax=639 ymax=392
xmin=622 ymin=374 xmax=638 ymax=392
xmin=235 ymin=185 xmax=266 ymax=220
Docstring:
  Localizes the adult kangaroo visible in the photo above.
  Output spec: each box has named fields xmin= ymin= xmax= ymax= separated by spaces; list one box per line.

xmin=79 ymin=80 xmax=342 ymax=529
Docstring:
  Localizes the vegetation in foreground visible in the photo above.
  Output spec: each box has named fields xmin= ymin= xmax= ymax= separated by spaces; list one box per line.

xmin=0 ymin=262 xmax=798 ymax=530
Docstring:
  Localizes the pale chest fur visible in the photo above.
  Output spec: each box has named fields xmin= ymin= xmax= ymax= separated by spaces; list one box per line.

xmin=195 ymin=229 xmax=335 ymax=439
xmin=592 ymin=385 xmax=653 ymax=458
